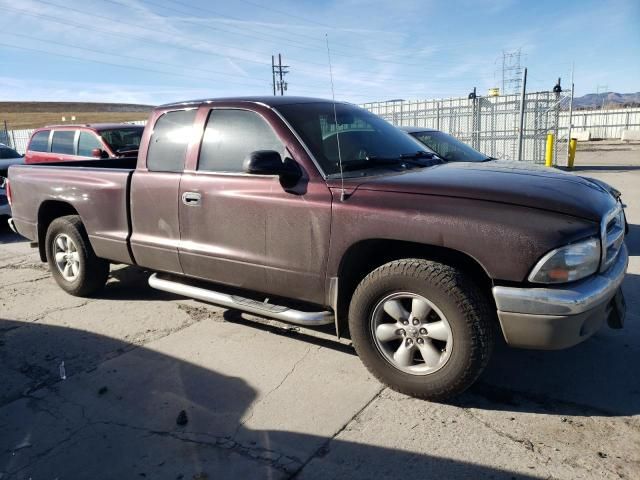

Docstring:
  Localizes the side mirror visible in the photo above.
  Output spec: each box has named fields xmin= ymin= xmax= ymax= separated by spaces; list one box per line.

xmin=91 ymin=148 xmax=107 ymax=159
xmin=243 ymin=150 xmax=301 ymax=183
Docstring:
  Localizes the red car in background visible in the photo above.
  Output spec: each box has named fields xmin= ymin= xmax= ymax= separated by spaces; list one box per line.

xmin=24 ymin=123 xmax=145 ymax=164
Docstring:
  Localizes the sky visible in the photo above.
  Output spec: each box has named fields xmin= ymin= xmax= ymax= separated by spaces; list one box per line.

xmin=0 ymin=0 xmax=639 ymax=105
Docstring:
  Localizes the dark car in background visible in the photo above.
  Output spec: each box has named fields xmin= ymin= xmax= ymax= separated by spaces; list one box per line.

xmin=0 ymin=143 xmax=24 ymax=217
xmin=24 ymin=123 xmax=144 ymax=164
xmin=400 ymin=126 xmax=492 ymax=162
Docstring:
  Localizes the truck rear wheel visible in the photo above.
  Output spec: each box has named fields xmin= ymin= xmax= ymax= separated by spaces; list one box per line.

xmin=45 ymin=215 xmax=109 ymax=297
xmin=348 ymin=258 xmax=494 ymax=401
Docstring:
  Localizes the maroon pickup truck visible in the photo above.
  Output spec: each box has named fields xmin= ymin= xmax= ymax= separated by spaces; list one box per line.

xmin=6 ymin=97 xmax=629 ymax=400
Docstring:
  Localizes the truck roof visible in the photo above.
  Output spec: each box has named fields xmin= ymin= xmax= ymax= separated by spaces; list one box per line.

xmin=42 ymin=123 xmax=145 ymax=131
xmin=158 ymin=96 xmax=350 ymax=109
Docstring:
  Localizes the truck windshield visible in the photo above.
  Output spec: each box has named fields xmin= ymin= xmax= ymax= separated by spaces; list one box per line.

xmin=100 ymin=128 xmax=144 ymax=154
xmin=276 ymin=102 xmax=434 ymax=176
xmin=410 ymin=131 xmax=490 ymax=162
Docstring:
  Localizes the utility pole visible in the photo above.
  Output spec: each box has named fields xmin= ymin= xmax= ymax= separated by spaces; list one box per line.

xmin=517 ymin=67 xmax=528 ymax=161
xmin=271 ymin=55 xmax=276 ymax=96
xmin=271 ymin=53 xmax=289 ymax=96
xmin=566 ymin=63 xmax=575 ymax=166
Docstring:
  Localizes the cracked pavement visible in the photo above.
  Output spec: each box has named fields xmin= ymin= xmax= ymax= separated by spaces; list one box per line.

xmin=1 ymin=145 xmax=639 ymax=479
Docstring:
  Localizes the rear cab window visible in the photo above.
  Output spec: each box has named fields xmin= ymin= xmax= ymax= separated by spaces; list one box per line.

xmin=51 ymin=130 xmax=77 ymax=155
xmin=147 ymin=109 xmax=197 ymax=172
xmin=29 ymin=130 xmax=51 ymax=152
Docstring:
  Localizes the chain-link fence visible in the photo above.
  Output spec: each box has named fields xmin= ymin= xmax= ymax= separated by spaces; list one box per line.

xmin=362 ymin=90 xmax=573 ymax=165
xmin=0 ymin=128 xmax=32 ymax=154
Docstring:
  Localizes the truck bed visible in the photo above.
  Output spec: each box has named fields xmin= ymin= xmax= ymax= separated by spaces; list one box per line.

xmin=8 ymin=158 xmax=137 ymax=264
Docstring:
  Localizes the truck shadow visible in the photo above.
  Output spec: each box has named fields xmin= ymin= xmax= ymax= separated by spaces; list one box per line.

xmin=0 ymin=318 xmax=540 ymax=479
xmin=90 ymin=264 xmax=640 ymax=417
xmin=0 ymin=219 xmax=26 ymax=245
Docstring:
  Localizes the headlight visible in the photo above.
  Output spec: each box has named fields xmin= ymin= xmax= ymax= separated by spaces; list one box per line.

xmin=528 ymin=237 xmax=600 ymax=284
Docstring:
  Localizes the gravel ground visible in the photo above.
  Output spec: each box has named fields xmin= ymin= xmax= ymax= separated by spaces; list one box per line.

xmin=1 ymin=142 xmax=639 ymax=479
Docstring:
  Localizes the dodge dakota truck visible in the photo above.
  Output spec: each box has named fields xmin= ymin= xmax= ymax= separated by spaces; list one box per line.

xmin=6 ymin=97 xmax=628 ymax=400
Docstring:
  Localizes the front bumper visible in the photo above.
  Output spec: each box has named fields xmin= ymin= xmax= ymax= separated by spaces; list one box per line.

xmin=492 ymin=243 xmax=628 ymax=349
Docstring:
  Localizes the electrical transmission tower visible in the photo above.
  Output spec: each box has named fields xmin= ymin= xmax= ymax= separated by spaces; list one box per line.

xmin=271 ymin=54 xmax=289 ymax=96
xmin=596 ymin=84 xmax=609 ymax=109
xmin=501 ymin=49 xmax=523 ymax=95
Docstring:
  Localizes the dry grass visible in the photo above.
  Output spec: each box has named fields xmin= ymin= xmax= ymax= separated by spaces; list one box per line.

xmin=1 ymin=112 xmax=150 ymax=130
xmin=0 ymin=102 xmax=153 ymax=129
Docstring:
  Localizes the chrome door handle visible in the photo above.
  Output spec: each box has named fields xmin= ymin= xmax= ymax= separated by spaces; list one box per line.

xmin=182 ymin=192 xmax=202 ymax=206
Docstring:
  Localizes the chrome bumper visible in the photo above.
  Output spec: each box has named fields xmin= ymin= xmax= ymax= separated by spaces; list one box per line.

xmin=492 ymin=244 xmax=628 ymax=349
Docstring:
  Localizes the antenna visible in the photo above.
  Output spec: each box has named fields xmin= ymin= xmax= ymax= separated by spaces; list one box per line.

xmin=325 ymin=33 xmax=346 ymax=202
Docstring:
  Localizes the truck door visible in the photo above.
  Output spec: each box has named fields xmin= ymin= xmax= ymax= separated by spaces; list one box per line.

xmin=178 ymin=105 xmax=332 ymax=305
xmin=130 ymin=109 xmax=197 ymax=274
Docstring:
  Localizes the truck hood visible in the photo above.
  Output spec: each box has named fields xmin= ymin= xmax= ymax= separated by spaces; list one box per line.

xmin=354 ymin=160 xmax=617 ymax=221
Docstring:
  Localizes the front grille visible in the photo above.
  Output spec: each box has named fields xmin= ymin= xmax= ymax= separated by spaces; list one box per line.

xmin=600 ymin=205 xmax=625 ymax=271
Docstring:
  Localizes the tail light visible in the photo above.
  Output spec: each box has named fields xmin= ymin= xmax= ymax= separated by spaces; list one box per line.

xmin=6 ymin=178 xmax=12 ymax=206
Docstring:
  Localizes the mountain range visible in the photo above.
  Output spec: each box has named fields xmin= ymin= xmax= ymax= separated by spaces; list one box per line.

xmin=572 ymin=92 xmax=640 ymax=109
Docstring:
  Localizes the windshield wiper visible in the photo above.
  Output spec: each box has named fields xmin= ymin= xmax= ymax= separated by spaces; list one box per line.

xmin=340 ymin=156 xmax=407 ymax=172
xmin=400 ymin=151 xmax=437 ymax=160
xmin=336 ymin=153 xmax=441 ymax=174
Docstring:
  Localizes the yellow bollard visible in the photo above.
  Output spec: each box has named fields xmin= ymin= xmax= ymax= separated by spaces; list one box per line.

xmin=545 ymin=133 xmax=554 ymax=167
xmin=568 ymin=138 xmax=577 ymax=169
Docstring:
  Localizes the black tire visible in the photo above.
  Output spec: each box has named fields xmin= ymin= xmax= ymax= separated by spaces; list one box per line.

xmin=348 ymin=258 xmax=494 ymax=401
xmin=45 ymin=215 xmax=109 ymax=296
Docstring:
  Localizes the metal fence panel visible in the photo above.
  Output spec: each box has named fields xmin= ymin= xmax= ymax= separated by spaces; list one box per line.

xmin=361 ymin=94 xmax=640 ymax=164
xmin=559 ymin=107 xmax=640 ymax=140
xmin=362 ymin=91 xmax=571 ymax=164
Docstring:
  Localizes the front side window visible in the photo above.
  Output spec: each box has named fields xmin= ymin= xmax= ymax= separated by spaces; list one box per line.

xmin=51 ymin=130 xmax=76 ymax=155
xmin=78 ymin=132 xmax=104 ymax=157
xmin=147 ymin=109 xmax=197 ymax=172
xmin=276 ymin=102 xmax=429 ymax=177
xmin=198 ymin=109 xmax=284 ymax=172
xmin=29 ymin=130 xmax=50 ymax=152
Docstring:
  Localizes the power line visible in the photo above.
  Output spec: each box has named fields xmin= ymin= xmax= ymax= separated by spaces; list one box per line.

xmin=0 ymin=5 xmax=270 ymax=67
xmin=0 ymin=42 xmax=270 ymax=90
xmin=4 ymin=1 xmax=498 ymax=86
xmin=3 ymin=3 xmax=495 ymax=87
xmin=7 ymin=32 xmax=273 ymax=87
xmin=94 ymin=0 xmax=477 ymax=69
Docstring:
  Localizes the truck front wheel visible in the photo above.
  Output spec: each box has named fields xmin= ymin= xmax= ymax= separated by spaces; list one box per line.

xmin=349 ymin=258 xmax=494 ymax=401
xmin=45 ymin=215 xmax=109 ymax=297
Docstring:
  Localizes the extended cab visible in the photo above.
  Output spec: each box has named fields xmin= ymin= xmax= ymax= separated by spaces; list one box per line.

xmin=25 ymin=123 xmax=144 ymax=164
xmin=6 ymin=97 xmax=629 ymax=400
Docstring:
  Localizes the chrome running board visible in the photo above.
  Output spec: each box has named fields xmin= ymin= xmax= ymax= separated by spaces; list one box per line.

xmin=149 ymin=273 xmax=334 ymax=326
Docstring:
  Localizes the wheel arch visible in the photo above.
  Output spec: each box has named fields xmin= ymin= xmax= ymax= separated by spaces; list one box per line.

xmin=334 ymin=239 xmax=494 ymax=338
xmin=37 ymin=201 xmax=81 ymax=262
